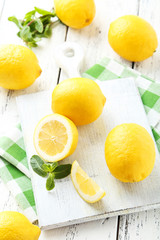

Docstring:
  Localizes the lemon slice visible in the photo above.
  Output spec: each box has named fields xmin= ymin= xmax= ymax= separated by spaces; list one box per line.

xmin=33 ymin=114 xmax=78 ymax=162
xmin=71 ymin=161 xmax=106 ymax=203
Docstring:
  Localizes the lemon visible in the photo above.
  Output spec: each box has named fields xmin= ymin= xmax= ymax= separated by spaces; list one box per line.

xmin=54 ymin=0 xmax=96 ymax=29
xmin=108 ymin=15 xmax=158 ymax=62
xmin=0 ymin=211 xmax=41 ymax=240
xmin=33 ymin=114 xmax=78 ymax=162
xmin=105 ymin=123 xmax=156 ymax=183
xmin=52 ymin=78 xmax=106 ymax=126
xmin=0 ymin=44 xmax=42 ymax=90
xmin=71 ymin=160 xmax=105 ymax=203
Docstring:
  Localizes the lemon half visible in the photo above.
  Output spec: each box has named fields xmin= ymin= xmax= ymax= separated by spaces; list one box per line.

xmin=33 ymin=114 xmax=78 ymax=162
xmin=71 ymin=160 xmax=106 ymax=203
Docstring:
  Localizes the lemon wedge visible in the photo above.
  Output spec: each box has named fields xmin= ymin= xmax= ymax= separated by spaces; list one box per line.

xmin=71 ymin=160 xmax=106 ymax=203
xmin=33 ymin=114 xmax=78 ymax=162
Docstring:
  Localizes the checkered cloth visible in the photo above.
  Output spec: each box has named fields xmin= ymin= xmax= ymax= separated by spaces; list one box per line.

xmin=0 ymin=124 xmax=37 ymax=222
xmin=0 ymin=57 xmax=160 ymax=223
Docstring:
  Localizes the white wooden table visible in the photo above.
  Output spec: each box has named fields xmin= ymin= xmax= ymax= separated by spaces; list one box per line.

xmin=0 ymin=0 xmax=160 ymax=239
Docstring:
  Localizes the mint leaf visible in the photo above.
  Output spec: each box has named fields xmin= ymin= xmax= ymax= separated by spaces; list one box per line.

xmin=54 ymin=164 xmax=72 ymax=179
xmin=28 ymin=42 xmax=38 ymax=48
xmin=33 ymin=37 xmax=42 ymax=42
xmin=17 ymin=31 xmax=21 ymax=38
xmin=30 ymin=155 xmax=47 ymax=177
xmin=42 ymin=162 xmax=58 ymax=173
xmin=30 ymin=155 xmax=71 ymax=191
xmin=8 ymin=16 xmax=22 ymax=29
xmin=35 ymin=18 xmax=43 ymax=33
xmin=44 ymin=23 xmax=52 ymax=37
xmin=51 ymin=162 xmax=59 ymax=171
xmin=34 ymin=7 xmax=55 ymax=17
xmin=24 ymin=10 xmax=36 ymax=20
xmin=19 ymin=25 xmax=33 ymax=42
xmin=8 ymin=6 xmax=58 ymax=47
xmin=42 ymin=164 xmax=51 ymax=172
xmin=46 ymin=173 xmax=55 ymax=191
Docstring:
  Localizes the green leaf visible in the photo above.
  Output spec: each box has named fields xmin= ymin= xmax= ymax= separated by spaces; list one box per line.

xmin=51 ymin=162 xmax=58 ymax=171
xmin=42 ymin=164 xmax=51 ymax=172
xmin=54 ymin=164 xmax=72 ymax=179
xmin=8 ymin=16 xmax=22 ymax=29
xmin=24 ymin=10 xmax=36 ymax=20
xmin=40 ymin=16 xmax=51 ymax=25
xmin=30 ymin=155 xmax=47 ymax=177
xmin=8 ymin=7 xmax=58 ymax=47
xmin=33 ymin=37 xmax=42 ymax=42
xmin=28 ymin=42 xmax=38 ymax=48
xmin=34 ymin=7 xmax=55 ymax=17
xmin=42 ymin=162 xmax=58 ymax=173
xmin=35 ymin=18 xmax=43 ymax=33
xmin=44 ymin=23 xmax=52 ymax=37
xmin=19 ymin=25 xmax=33 ymax=42
xmin=17 ymin=31 xmax=21 ymax=38
xmin=46 ymin=173 xmax=55 ymax=191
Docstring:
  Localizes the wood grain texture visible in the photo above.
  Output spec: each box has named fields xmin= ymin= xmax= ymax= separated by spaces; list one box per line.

xmin=118 ymin=0 xmax=160 ymax=239
xmin=119 ymin=210 xmax=160 ymax=240
xmin=0 ymin=0 xmax=5 ymax=19
xmin=39 ymin=217 xmax=118 ymax=240
xmin=134 ymin=0 xmax=160 ymax=82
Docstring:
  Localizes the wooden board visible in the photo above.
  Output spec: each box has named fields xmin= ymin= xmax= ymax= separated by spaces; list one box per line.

xmin=17 ymin=77 xmax=160 ymax=230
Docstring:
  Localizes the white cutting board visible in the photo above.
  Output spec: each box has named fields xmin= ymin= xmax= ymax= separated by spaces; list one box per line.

xmin=17 ymin=77 xmax=160 ymax=230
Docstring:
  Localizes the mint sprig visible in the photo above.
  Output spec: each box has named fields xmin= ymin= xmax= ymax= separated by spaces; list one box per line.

xmin=30 ymin=155 xmax=72 ymax=191
xmin=8 ymin=7 xmax=60 ymax=48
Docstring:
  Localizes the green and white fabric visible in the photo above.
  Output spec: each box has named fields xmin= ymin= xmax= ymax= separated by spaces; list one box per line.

xmin=0 ymin=124 xmax=37 ymax=222
xmin=0 ymin=57 xmax=160 ymax=223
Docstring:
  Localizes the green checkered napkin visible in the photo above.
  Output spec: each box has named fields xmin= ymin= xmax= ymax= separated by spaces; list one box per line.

xmin=0 ymin=124 xmax=37 ymax=222
xmin=0 ymin=57 xmax=160 ymax=223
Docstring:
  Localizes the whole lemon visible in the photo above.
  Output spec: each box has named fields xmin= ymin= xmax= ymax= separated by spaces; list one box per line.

xmin=54 ymin=0 xmax=96 ymax=29
xmin=0 ymin=44 xmax=42 ymax=90
xmin=108 ymin=15 xmax=158 ymax=62
xmin=52 ymin=78 xmax=106 ymax=126
xmin=105 ymin=123 xmax=156 ymax=182
xmin=0 ymin=211 xmax=41 ymax=240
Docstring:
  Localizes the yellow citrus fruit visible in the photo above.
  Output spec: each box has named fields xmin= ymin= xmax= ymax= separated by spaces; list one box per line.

xmin=108 ymin=15 xmax=158 ymax=62
xmin=0 ymin=44 xmax=42 ymax=90
xmin=52 ymin=78 xmax=106 ymax=126
xmin=54 ymin=0 xmax=96 ymax=29
xmin=71 ymin=160 xmax=106 ymax=203
xmin=105 ymin=123 xmax=156 ymax=182
xmin=33 ymin=114 xmax=78 ymax=162
xmin=0 ymin=211 xmax=41 ymax=240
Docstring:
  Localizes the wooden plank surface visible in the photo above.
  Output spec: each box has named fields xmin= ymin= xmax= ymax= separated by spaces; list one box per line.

xmin=0 ymin=0 xmax=160 ymax=239
xmin=118 ymin=0 xmax=160 ymax=239
xmin=39 ymin=217 xmax=118 ymax=240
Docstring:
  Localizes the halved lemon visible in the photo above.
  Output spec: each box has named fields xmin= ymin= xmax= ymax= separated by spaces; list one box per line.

xmin=33 ymin=114 xmax=78 ymax=162
xmin=71 ymin=161 xmax=106 ymax=203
